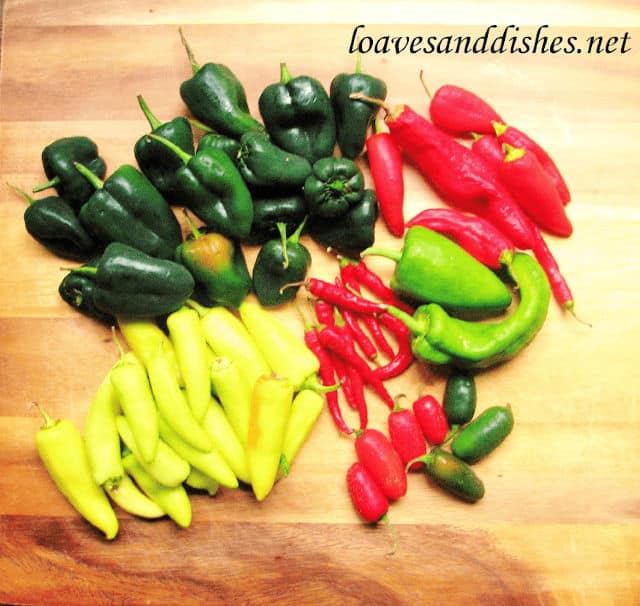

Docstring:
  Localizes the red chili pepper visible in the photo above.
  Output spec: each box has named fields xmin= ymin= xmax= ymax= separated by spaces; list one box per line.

xmin=388 ymin=401 xmax=427 ymax=471
xmin=494 ymin=122 xmax=571 ymax=205
xmin=498 ymin=144 xmax=573 ymax=238
xmin=374 ymin=312 xmax=414 ymax=381
xmin=470 ymin=133 xmax=505 ymax=168
xmin=351 ymin=259 xmax=414 ymax=315
xmin=328 ymin=351 xmax=354 ymax=408
xmin=406 ymin=208 xmax=515 ymax=270
xmin=335 ymin=279 xmax=378 ymax=361
xmin=346 ymin=461 xmax=389 ymax=523
xmin=365 ymin=118 xmax=405 ymax=237
xmin=345 ymin=363 xmax=368 ymax=430
xmin=354 ymin=428 xmax=407 ymax=500
xmin=307 ymin=277 xmax=387 ymax=315
xmin=314 ymin=300 xmax=335 ymax=327
xmin=361 ymin=313 xmax=395 ymax=359
xmin=412 ymin=394 xmax=449 ymax=446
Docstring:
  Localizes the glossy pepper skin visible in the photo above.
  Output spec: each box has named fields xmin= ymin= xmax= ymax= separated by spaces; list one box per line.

xmin=58 ymin=257 xmax=114 ymax=324
xmin=330 ymin=54 xmax=387 ymax=159
xmin=175 ymin=213 xmax=251 ymax=309
xmin=252 ymin=220 xmax=311 ymax=307
xmin=178 ymin=29 xmax=264 ymax=139
xmin=308 ymin=188 xmax=378 ymax=257
xmin=71 ymin=242 xmax=195 ymax=319
xmin=197 ymin=132 xmax=242 ymax=161
xmin=247 ymin=193 xmax=308 ymax=245
xmin=33 ymin=136 xmax=106 ymax=209
xmin=76 ymin=163 xmax=182 ymax=260
xmin=259 ymin=63 xmax=336 ymax=164
xmin=148 ymin=133 xmax=254 ymax=240
xmin=9 ymin=184 xmax=95 ymax=261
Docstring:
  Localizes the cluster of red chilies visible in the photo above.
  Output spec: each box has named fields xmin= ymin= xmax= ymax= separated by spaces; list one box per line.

xmin=301 ymin=258 xmax=415 ymax=435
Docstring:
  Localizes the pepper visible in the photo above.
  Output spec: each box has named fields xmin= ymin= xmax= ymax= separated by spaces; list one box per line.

xmin=75 ymin=163 xmax=183 ymax=259
xmin=34 ymin=404 xmax=119 ymax=539
xmin=32 ymin=136 xmax=106 ymax=209
xmin=259 ymin=62 xmax=336 ymax=163
xmin=178 ymin=28 xmax=264 ymax=139
xmin=71 ymin=242 xmax=195 ymax=319
xmin=387 ymin=401 xmax=427 ymax=471
xmin=197 ymin=132 xmax=242 ymax=160
xmin=252 ymin=220 xmax=311 ymax=307
xmin=451 ymin=405 xmax=514 ymax=463
xmin=330 ymin=54 xmax=387 ymax=159
xmin=9 ymin=184 xmax=96 ymax=261
xmin=146 ymin=133 xmax=254 ymax=240
xmin=106 ymin=472 xmax=166 ymax=519
xmin=247 ymin=374 xmax=294 ymax=501
xmin=362 ymin=225 xmax=512 ymax=313
xmin=308 ymin=188 xmax=378 ymax=257
xmin=281 ymin=389 xmax=325 ymax=472
xmin=412 ymin=395 xmax=449 ymax=446
xmin=184 ymin=468 xmax=219 ymax=496
xmin=175 ymin=212 xmax=251 ymax=309
xmin=443 ymin=371 xmax=477 ymax=427
xmin=247 ymin=192 xmax=308 ymax=245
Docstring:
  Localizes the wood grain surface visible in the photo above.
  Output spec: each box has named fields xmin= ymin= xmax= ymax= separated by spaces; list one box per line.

xmin=1 ymin=2 xmax=639 ymax=605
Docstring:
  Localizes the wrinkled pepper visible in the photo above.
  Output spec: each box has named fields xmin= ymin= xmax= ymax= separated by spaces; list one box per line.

xmin=246 ymin=193 xmax=308 ymax=245
xmin=259 ymin=62 xmax=336 ymax=163
xmin=33 ymin=136 xmax=106 ymax=209
xmin=75 ymin=163 xmax=182 ymax=260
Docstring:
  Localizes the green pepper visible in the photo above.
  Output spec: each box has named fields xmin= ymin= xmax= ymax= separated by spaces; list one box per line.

xmin=175 ymin=212 xmax=251 ymax=308
xmin=362 ymin=226 xmax=513 ymax=313
xmin=247 ymin=193 xmax=308 ymax=245
xmin=451 ymin=405 xmax=514 ymax=463
xmin=133 ymin=94 xmax=196 ymax=205
xmin=443 ymin=371 xmax=477 ymax=427
xmin=71 ymin=242 xmax=195 ymax=319
xmin=303 ymin=156 xmax=365 ymax=219
xmin=178 ymin=28 xmax=264 ymax=139
xmin=147 ymin=133 xmax=254 ymax=240
xmin=330 ymin=54 xmax=387 ymax=159
xmin=32 ymin=136 xmax=106 ymax=209
xmin=237 ymin=130 xmax=312 ymax=191
xmin=258 ymin=63 xmax=336 ymax=164
xmin=197 ymin=132 xmax=241 ymax=161
xmin=75 ymin=163 xmax=182 ymax=260
xmin=308 ymin=188 xmax=378 ymax=257
xmin=9 ymin=184 xmax=96 ymax=261
xmin=252 ymin=220 xmax=311 ymax=307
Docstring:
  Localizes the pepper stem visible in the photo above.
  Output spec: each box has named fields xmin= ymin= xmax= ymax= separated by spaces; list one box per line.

xmin=386 ymin=305 xmax=426 ymax=338
xmin=185 ymin=298 xmax=208 ymax=317
xmin=277 ymin=223 xmax=290 ymax=270
xmin=32 ymin=176 xmax=61 ymax=193
xmin=280 ymin=62 xmax=292 ymax=84
xmin=349 ymin=92 xmax=391 ymax=115
xmin=418 ymin=70 xmax=433 ymax=100
xmin=74 ymin=162 xmax=105 ymax=190
xmin=188 ymin=118 xmax=214 ymax=133
xmin=360 ymin=246 xmax=402 ymax=263
xmin=147 ymin=133 xmax=193 ymax=165
xmin=404 ymin=453 xmax=432 ymax=474
xmin=355 ymin=50 xmax=362 ymax=74
xmin=183 ymin=209 xmax=203 ymax=239
xmin=178 ymin=27 xmax=200 ymax=74
xmin=137 ymin=94 xmax=162 ymax=131
xmin=502 ymin=144 xmax=526 ymax=163
xmin=380 ymin=513 xmax=399 ymax=557
xmin=279 ymin=454 xmax=290 ymax=478
xmin=289 ymin=216 xmax=308 ymax=246
xmin=32 ymin=402 xmax=56 ymax=430
xmin=69 ymin=265 xmax=98 ymax=277
xmin=492 ymin=121 xmax=509 ymax=137
xmin=6 ymin=182 xmax=36 ymax=204
xmin=373 ymin=118 xmax=388 ymax=135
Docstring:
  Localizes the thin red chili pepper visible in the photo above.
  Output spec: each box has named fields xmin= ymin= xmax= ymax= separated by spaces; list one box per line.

xmin=365 ymin=117 xmax=405 ymax=237
xmin=314 ymin=300 xmax=335 ymax=327
xmin=406 ymin=207 xmax=515 ymax=270
xmin=345 ymin=363 xmax=368 ymax=429
xmin=306 ymin=277 xmax=387 ymax=315
xmin=334 ymin=278 xmax=378 ymax=361
xmin=329 ymin=352 xmax=355 ymax=409
xmin=351 ymin=259 xmax=415 ymax=315
xmin=374 ymin=312 xmax=414 ymax=380
xmin=361 ymin=313 xmax=395 ymax=359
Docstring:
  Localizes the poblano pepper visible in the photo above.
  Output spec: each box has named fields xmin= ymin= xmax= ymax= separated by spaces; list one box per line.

xmin=362 ymin=226 xmax=513 ymax=313
xmin=197 ymin=132 xmax=241 ymax=161
xmin=9 ymin=184 xmax=95 ymax=261
xmin=175 ymin=212 xmax=252 ymax=308
xmin=71 ymin=242 xmax=195 ymax=318
xmin=178 ymin=28 xmax=264 ymax=139
xmin=75 ymin=163 xmax=182 ymax=260
xmin=258 ymin=63 xmax=336 ymax=164
xmin=246 ymin=193 xmax=308 ymax=245
xmin=33 ymin=136 xmax=106 ymax=209
xmin=252 ymin=219 xmax=311 ymax=307
xmin=147 ymin=133 xmax=253 ymax=240
xmin=330 ymin=54 xmax=387 ymax=159
xmin=58 ymin=257 xmax=114 ymax=324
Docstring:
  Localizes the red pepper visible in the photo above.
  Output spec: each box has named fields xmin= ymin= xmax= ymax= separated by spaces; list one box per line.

xmin=365 ymin=118 xmax=405 ymax=237
xmin=328 ymin=351 xmax=354 ymax=408
xmin=412 ymin=394 xmax=449 ymax=446
xmin=388 ymin=401 xmax=427 ymax=471
xmin=406 ymin=208 xmax=515 ymax=270
xmin=494 ymin=122 xmax=571 ymax=205
xmin=354 ymin=428 xmax=407 ymax=500
xmin=498 ymin=144 xmax=573 ymax=238
xmin=374 ymin=312 xmax=414 ymax=381
xmin=470 ymin=133 xmax=505 ymax=168
xmin=345 ymin=363 xmax=368 ymax=429
xmin=314 ymin=300 xmax=335 ymax=327
xmin=306 ymin=277 xmax=387 ymax=315
xmin=351 ymin=259 xmax=414 ymax=315
xmin=335 ymin=280 xmax=378 ymax=361
xmin=346 ymin=461 xmax=389 ymax=523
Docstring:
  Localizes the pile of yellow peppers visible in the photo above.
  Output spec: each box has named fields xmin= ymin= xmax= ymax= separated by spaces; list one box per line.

xmin=35 ymin=299 xmax=326 ymax=539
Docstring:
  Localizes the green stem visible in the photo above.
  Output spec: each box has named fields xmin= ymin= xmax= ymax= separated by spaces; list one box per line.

xmin=69 ymin=265 xmax=98 ymax=277
xmin=386 ymin=305 xmax=427 ymax=337
xmin=503 ymin=143 xmax=526 ymax=163
xmin=277 ymin=223 xmax=290 ymax=269
xmin=183 ymin=209 xmax=203 ymax=239
xmin=32 ymin=402 xmax=56 ymax=430
xmin=179 ymin=27 xmax=200 ymax=74
xmin=289 ymin=216 xmax=308 ymax=246
xmin=373 ymin=117 xmax=387 ymax=135
xmin=279 ymin=454 xmax=290 ymax=478
xmin=147 ymin=133 xmax=192 ymax=165
xmin=404 ymin=452 xmax=433 ymax=474
xmin=188 ymin=118 xmax=214 ymax=133
xmin=32 ymin=176 xmax=61 ymax=193
xmin=355 ymin=50 xmax=362 ymax=74
xmin=381 ymin=513 xmax=399 ymax=557
xmin=74 ymin=162 xmax=105 ymax=190
xmin=492 ymin=121 xmax=508 ymax=137
xmin=185 ymin=298 xmax=208 ymax=317
xmin=137 ymin=94 xmax=162 ymax=131
xmin=360 ymin=246 xmax=402 ymax=263
xmin=280 ymin=62 xmax=292 ymax=84
xmin=7 ymin=182 xmax=35 ymax=204
xmin=300 ymin=377 xmax=342 ymax=394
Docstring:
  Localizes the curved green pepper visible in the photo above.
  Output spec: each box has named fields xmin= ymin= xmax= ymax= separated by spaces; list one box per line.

xmin=258 ymin=63 xmax=336 ymax=164
xmin=330 ymin=54 xmax=387 ymax=159
xmin=197 ymin=132 xmax=241 ymax=161
xmin=362 ymin=226 xmax=512 ymax=313
xmin=247 ymin=193 xmax=308 ymax=245
xmin=33 ymin=136 xmax=106 ymax=209
xmin=58 ymin=257 xmax=114 ymax=324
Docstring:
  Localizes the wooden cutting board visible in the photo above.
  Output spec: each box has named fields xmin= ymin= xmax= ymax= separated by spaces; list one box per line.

xmin=1 ymin=3 xmax=639 ymax=604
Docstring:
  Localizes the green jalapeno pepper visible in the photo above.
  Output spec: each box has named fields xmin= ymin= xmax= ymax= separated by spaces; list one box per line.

xmin=443 ymin=371 xmax=477 ymax=427
xmin=451 ymin=405 xmax=514 ymax=463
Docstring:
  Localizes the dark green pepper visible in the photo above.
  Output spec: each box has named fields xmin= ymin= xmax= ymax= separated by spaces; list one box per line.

xmin=178 ymin=29 xmax=264 ymax=139
xmin=258 ymin=63 xmax=336 ymax=164
xmin=58 ymin=257 xmax=114 ymax=324
xmin=307 ymin=188 xmax=378 ymax=257
xmin=303 ymin=157 xmax=365 ymax=219
xmin=71 ymin=242 xmax=195 ymax=318
xmin=451 ymin=405 xmax=514 ymax=463
xmin=175 ymin=212 xmax=252 ymax=309
xmin=252 ymin=220 xmax=311 ymax=307
xmin=33 ymin=136 xmax=106 ymax=209
xmin=237 ymin=131 xmax=312 ymax=191
xmin=197 ymin=132 xmax=241 ymax=161
xmin=246 ymin=193 xmax=308 ymax=245
xmin=147 ymin=133 xmax=253 ymax=240
xmin=9 ymin=184 xmax=95 ymax=261
xmin=443 ymin=371 xmax=477 ymax=427
xmin=362 ymin=226 xmax=513 ymax=313
xmin=75 ymin=163 xmax=182 ymax=260
xmin=133 ymin=94 xmax=196 ymax=205
xmin=330 ymin=55 xmax=387 ymax=159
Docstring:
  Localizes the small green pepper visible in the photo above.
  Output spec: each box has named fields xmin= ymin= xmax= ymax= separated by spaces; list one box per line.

xmin=258 ymin=63 xmax=336 ymax=163
xmin=451 ymin=405 xmax=514 ymax=463
xmin=33 ymin=136 xmax=106 ymax=209
xmin=247 ymin=193 xmax=308 ymax=245
xmin=443 ymin=371 xmax=477 ymax=427
xmin=75 ymin=163 xmax=183 ymax=260
xmin=252 ymin=220 xmax=311 ymax=307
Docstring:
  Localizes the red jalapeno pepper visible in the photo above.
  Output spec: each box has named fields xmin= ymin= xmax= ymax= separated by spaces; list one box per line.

xmin=470 ymin=133 xmax=505 ymax=167
xmin=346 ymin=461 xmax=389 ymax=523
xmin=412 ymin=394 xmax=449 ymax=446
xmin=388 ymin=400 xmax=427 ymax=471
